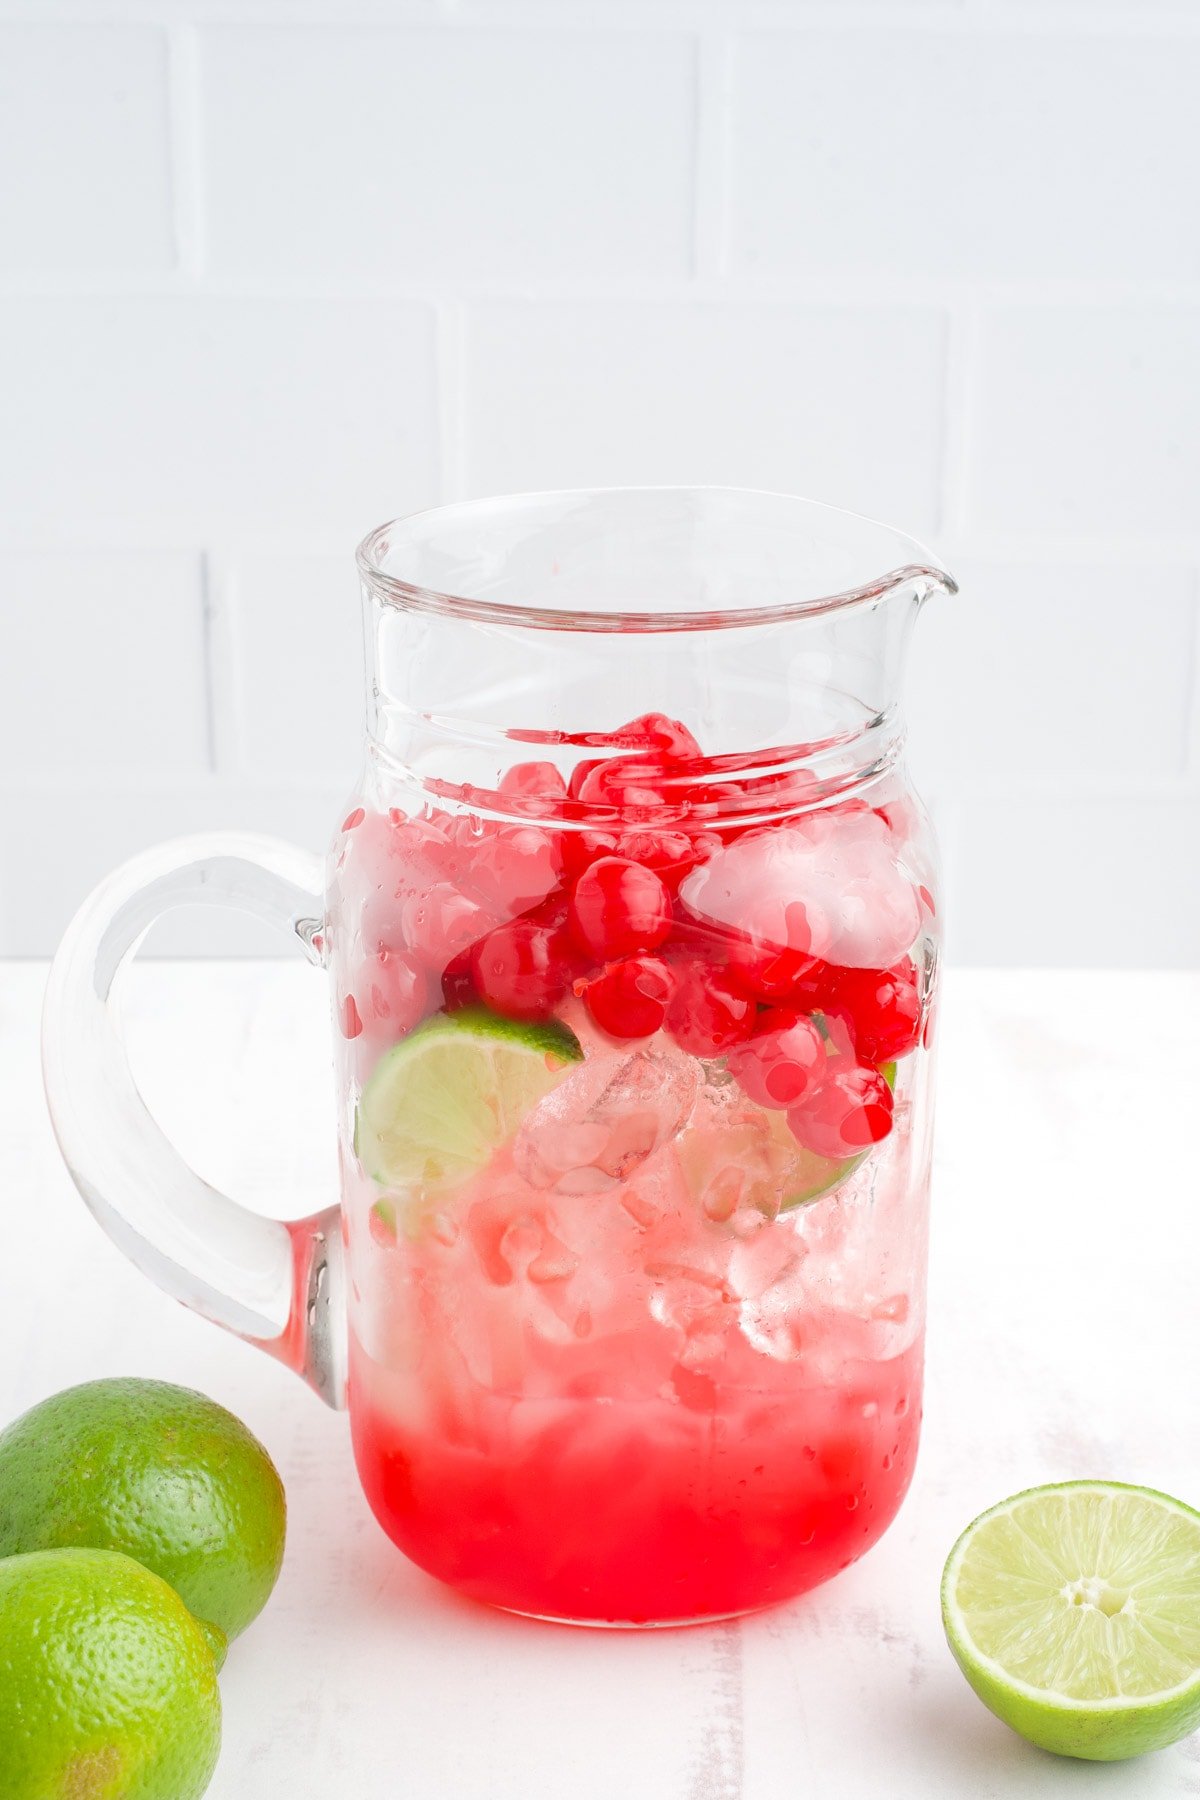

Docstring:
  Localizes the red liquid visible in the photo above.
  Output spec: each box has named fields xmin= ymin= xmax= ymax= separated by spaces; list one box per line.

xmin=351 ymin=1335 xmax=921 ymax=1622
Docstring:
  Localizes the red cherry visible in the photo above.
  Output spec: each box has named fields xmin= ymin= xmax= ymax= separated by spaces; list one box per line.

xmin=616 ymin=829 xmax=704 ymax=894
xmin=726 ymin=1011 xmax=826 ymax=1109
xmin=673 ymin=774 xmax=746 ymax=817
xmin=817 ymin=1007 xmax=858 ymax=1060
xmin=499 ymin=760 xmax=568 ymax=802
xmin=569 ymin=856 xmax=672 ymax=960
xmin=415 ymin=817 xmax=475 ymax=889
xmin=581 ymin=956 xmax=675 ymax=1040
xmin=724 ymin=904 xmax=826 ymax=1003
xmin=498 ymin=761 xmax=569 ymax=821
xmin=401 ymin=884 xmax=494 ymax=972
xmin=783 ymin=957 xmax=842 ymax=1011
xmin=665 ymin=904 xmax=725 ymax=966
xmin=688 ymin=828 xmax=724 ymax=865
xmin=568 ymin=757 xmax=605 ymax=801
xmin=612 ymin=712 xmax=702 ymax=758
xmin=356 ymin=950 xmax=430 ymax=1036
xmin=471 ymin=919 xmax=575 ymax=1021
xmin=468 ymin=824 xmax=562 ymax=916
xmin=787 ymin=1060 xmax=894 ymax=1158
xmin=823 ymin=958 xmax=922 ymax=1063
xmin=560 ymin=826 xmax=620 ymax=885
xmin=576 ymin=759 xmax=668 ymax=818
xmin=441 ymin=949 xmax=477 ymax=1012
xmin=665 ymin=960 xmax=756 ymax=1058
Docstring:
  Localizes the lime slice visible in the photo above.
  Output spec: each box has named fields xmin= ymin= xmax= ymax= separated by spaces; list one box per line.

xmin=779 ymin=1059 xmax=897 ymax=1210
xmin=779 ymin=1136 xmax=865 ymax=1209
xmin=942 ymin=1481 xmax=1200 ymax=1761
xmin=356 ymin=1006 xmax=582 ymax=1194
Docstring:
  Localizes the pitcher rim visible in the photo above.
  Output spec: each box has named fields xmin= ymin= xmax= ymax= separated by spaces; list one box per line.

xmin=355 ymin=486 xmax=957 ymax=635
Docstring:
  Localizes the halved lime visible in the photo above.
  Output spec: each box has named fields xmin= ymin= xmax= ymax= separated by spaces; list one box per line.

xmin=779 ymin=1059 xmax=897 ymax=1210
xmin=356 ymin=1006 xmax=582 ymax=1194
xmin=942 ymin=1481 xmax=1200 ymax=1761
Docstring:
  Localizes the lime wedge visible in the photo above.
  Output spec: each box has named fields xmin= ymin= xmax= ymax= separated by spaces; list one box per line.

xmin=779 ymin=1059 xmax=897 ymax=1210
xmin=356 ymin=1006 xmax=582 ymax=1194
xmin=942 ymin=1481 xmax=1200 ymax=1761
xmin=779 ymin=1136 xmax=865 ymax=1209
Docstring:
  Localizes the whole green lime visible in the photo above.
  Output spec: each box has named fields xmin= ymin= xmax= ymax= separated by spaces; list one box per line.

xmin=0 ymin=1547 xmax=221 ymax=1800
xmin=0 ymin=1378 xmax=286 ymax=1641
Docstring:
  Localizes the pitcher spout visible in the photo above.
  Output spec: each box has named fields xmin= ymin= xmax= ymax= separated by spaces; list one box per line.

xmin=906 ymin=562 xmax=958 ymax=604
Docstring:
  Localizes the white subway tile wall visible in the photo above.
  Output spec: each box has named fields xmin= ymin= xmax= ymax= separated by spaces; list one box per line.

xmin=464 ymin=302 xmax=948 ymax=525
xmin=0 ymin=26 xmax=174 ymax=273
xmin=971 ymin=307 xmax=1200 ymax=537
xmin=224 ymin=550 xmax=363 ymax=779
xmin=201 ymin=28 xmax=697 ymax=279
xmin=0 ymin=296 xmax=439 ymax=542
xmin=728 ymin=31 xmax=1200 ymax=282
xmin=1 ymin=0 xmax=1197 ymax=965
xmin=0 ymin=552 xmax=209 ymax=775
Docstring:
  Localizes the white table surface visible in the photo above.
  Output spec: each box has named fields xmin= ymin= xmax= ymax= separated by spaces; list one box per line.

xmin=3 ymin=961 xmax=1199 ymax=1800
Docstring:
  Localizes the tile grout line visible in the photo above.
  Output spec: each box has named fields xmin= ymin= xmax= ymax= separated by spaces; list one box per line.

xmin=2 ymin=272 xmax=1199 ymax=307
xmin=165 ymin=21 xmax=205 ymax=281
xmin=5 ymin=3 xmax=1200 ymax=34
xmin=6 ymin=529 xmax=1200 ymax=567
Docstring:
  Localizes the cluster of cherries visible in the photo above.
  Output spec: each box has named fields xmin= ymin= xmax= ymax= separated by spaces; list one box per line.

xmin=341 ymin=713 xmax=924 ymax=1163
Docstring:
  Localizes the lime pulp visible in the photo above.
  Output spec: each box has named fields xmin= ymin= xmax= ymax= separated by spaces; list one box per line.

xmin=942 ymin=1480 xmax=1200 ymax=1761
xmin=356 ymin=1005 xmax=583 ymax=1194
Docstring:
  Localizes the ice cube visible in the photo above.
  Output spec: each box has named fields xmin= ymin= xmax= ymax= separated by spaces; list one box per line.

xmin=513 ymin=1047 xmax=700 ymax=1195
xmin=729 ymin=1216 xmax=815 ymax=1360
xmin=738 ymin=1276 xmax=809 ymax=1361
xmin=727 ymin=1224 xmax=807 ymax=1302
xmin=674 ymin=1100 xmax=799 ymax=1225
xmin=649 ymin=1269 xmax=730 ymax=1345
xmin=527 ymin=1234 xmax=581 ymax=1284
xmin=680 ymin=809 xmax=921 ymax=972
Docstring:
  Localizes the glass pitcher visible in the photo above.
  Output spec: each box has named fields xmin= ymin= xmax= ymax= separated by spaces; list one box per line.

xmin=43 ymin=488 xmax=955 ymax=1627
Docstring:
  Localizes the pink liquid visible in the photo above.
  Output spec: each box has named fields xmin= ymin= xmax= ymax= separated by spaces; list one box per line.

xmin=333 ymin=728 xmax=935 ymax=1622
xmin=348 ymin=1103 xmax=923 ymax=1623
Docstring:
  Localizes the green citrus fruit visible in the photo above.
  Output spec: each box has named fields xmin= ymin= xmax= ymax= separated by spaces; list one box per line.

xmin=0 ymin=1379 xmax=286 ymax=1641
xmin=356 ymin=1004 xmax=582 ymax=1193
xmin=0 ymin=1547 xmax=221 ymax=1800
xmin=942 ymin=1480 xmax=1200 ymax=1760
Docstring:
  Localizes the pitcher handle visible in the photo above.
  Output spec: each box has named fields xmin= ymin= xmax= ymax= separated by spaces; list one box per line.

xmin=41 ymin=833 xmax=346 ymax=1408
